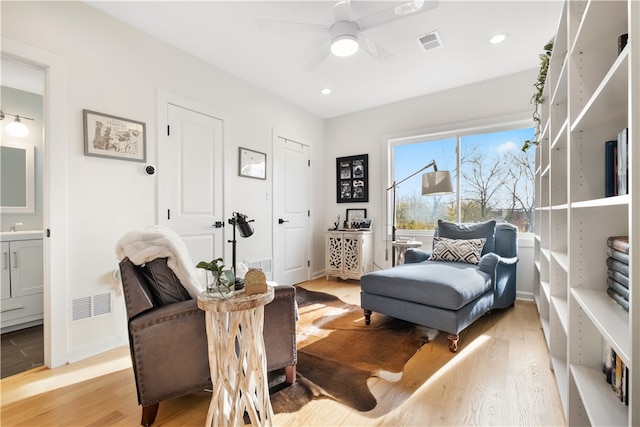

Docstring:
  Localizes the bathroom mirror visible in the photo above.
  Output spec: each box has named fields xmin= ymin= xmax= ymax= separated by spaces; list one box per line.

xmin=0 ymin=141 xmax=35 ymax=213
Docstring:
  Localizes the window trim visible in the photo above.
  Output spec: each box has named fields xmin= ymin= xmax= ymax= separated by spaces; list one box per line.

xmin=382 ymin=113 xmax=534 ymax=241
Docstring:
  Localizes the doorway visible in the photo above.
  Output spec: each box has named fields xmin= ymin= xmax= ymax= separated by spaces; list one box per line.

xmin=0 ymin=58 xmax=45 ymax=377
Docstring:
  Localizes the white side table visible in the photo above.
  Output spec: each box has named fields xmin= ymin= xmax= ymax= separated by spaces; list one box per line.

xmin=197 ymin=287 xmax=275 ymax=426
xmin=392 ymin=240 xmax=423 ymax=265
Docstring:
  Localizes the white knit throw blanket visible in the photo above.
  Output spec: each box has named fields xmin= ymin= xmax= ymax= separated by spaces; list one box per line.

xmin=115 ymin=225 xmax=204 ymax=298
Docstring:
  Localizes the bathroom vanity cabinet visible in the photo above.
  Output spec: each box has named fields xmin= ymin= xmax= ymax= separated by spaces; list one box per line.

xmin=1 ymin=231 xmax=44 ymax=331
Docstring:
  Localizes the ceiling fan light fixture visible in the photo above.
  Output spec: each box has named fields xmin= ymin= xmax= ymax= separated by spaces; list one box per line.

xmin=331 ymin=34 xmax=359 ymax=57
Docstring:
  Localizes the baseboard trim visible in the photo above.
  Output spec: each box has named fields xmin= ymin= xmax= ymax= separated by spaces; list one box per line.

xmin=516 ymin=291 xmax=534 ymax=302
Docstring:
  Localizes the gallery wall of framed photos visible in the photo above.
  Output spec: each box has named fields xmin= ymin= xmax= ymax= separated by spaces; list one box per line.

xmin=336 ymin=154 xmax=368 ymax=203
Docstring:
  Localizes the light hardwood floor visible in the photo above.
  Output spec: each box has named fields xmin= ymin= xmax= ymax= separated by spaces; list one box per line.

xmin=0 ymin=278 xmax=566 ymax=426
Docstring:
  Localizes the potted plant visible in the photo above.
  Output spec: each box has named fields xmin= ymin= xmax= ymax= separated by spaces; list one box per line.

xmin=196 ymin=258 xmax=235 ymax=298
xmin=522 ymin=40 xmax=553 ymax=152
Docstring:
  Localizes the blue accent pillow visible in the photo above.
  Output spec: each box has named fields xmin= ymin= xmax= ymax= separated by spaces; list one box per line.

xmin=436 ymin=220 xmax=496 ymax=256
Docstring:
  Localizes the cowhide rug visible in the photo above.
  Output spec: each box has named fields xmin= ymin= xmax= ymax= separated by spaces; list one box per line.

xmin=269 ymin=286 xmax=438 ymax=414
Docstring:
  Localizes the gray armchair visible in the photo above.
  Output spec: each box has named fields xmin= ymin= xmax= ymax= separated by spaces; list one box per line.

xmin=361 ymin=220 xmax=517 ymax=352
xmin=119 ymin=257 xmax=297 ymax=426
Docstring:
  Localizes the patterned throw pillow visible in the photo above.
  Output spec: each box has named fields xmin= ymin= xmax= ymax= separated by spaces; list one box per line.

xmin=428 ymin=237 xmax=487 ymax=265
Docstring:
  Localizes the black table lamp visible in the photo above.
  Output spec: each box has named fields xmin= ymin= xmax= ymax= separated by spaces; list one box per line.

xmin=228 ymin=212 xmax=254 ymax=290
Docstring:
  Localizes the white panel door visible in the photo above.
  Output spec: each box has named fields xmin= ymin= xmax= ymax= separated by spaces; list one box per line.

xmin=160 ymin=104 xmax=224 ymax=264
xmin=273 ymin=136 xmax=310 ymax=285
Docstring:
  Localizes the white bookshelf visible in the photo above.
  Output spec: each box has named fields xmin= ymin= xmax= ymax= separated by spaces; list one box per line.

xmin=533 ymin=1 xmax=638 ymax=425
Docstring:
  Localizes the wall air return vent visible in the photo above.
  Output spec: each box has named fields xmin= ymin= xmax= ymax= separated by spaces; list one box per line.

xmin=245 ymin=258 xmax=273 ymax=274
xmin=417 ymin=31 xmax=443 ymax=51
xmin=71 ymin=292 xmax=113 ymax=321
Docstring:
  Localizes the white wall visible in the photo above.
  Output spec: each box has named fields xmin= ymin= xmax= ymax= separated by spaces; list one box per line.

xmin=1 ymin=1 xmax=325 ymax=363
xmin=325 ymin=69 xmax=538 ymax=299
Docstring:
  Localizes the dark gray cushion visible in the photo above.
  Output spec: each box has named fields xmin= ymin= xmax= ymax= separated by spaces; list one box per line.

xmin=140 ymin=258 xmax=192 ymax=306
xmin=436 ymin=219 xmax=496 ymax=256
xmin=360 ymin=261 xmax=491 ymax=310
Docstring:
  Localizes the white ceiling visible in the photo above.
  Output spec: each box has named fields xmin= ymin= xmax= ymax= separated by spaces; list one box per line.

xmin=86 ymin=1 xmax=564 ymax=119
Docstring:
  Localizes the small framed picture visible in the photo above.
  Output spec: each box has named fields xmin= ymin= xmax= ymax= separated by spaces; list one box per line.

xmin=83 ymin=109 xmax=146 ymax=162
xmin=336 ymin=154 xmax=368 ymax=203
xmin=346 ymin=208 xmax=367 ymax=223
xmin=239 ymin=147 xmax=266 ymax=180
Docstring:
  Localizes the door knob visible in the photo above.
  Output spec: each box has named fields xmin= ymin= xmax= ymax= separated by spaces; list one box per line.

xmin=278 ymin=218 xmax=289 ymax=224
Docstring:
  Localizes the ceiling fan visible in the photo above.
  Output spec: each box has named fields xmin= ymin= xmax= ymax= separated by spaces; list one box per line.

xmin=260 ymin=0 xmax=439 ymax=70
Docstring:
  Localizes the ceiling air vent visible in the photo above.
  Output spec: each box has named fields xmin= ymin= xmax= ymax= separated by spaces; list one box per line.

xmin=417 ymin=31 xmax=442 ymax=51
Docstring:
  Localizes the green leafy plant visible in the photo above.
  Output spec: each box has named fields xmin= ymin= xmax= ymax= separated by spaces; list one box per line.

xmin=196 ymin=257 xmax=225 ymax=274
xmin=522 ymin=41 xmax=553 ymax=152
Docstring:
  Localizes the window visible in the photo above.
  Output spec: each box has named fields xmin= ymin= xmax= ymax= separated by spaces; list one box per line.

xmin=390 ymin=125 xmax=535 ymax=233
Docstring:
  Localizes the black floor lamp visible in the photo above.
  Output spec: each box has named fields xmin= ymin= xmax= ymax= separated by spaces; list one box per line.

xmin=228 ymin=212 xmax=254 ymax=290
xmin=387 ymin=159 xmax=453 ymax=266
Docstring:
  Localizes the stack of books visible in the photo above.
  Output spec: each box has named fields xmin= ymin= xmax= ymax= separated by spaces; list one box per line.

xmin=606 ymin=236 xmax=629 ymax=311
xmin=603 ymin=343 xmax=629 ymax=406
xmin=604 ymin=128 xmax=629 ymax=197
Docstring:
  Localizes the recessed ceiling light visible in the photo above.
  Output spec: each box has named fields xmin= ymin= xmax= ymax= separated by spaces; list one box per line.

xmin=319 ymin=88 xmax=332 ymax=95
xmin=489 ymin=33 xmax=509 ymax=44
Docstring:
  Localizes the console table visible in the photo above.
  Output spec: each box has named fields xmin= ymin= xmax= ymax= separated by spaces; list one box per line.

xmin=325 ymin=230 xmax=373 ymax=280
xmin=197 ymin=287 xmax=275 ymax=426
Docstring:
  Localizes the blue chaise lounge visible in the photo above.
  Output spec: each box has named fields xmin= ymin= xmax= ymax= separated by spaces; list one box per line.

xmin=360 ymin=220 xmax=518 ymax=352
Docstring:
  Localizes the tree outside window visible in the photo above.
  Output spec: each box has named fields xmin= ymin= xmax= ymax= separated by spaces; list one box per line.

xmin=393 ymin=127 xmax=535 ymax=233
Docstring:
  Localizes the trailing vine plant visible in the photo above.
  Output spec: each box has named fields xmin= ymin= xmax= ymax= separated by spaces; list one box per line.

xmin=522 ymin=40 xmax=554 ymax=152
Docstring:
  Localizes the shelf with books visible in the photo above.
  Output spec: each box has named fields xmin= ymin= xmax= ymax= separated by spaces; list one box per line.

xmin=536 ymin=1 xmax=637 ymax=424
xmin=570 ymin=128 xmax=628 ymax=203
xmin=571 ymin=364 xmax=628 ymax=427
xmin=571 ymin=288 xmax=630 ymax=364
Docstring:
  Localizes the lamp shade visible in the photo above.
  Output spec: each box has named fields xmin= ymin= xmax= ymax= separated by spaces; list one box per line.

xmin=422 ymin=170 xmax=453 ymax=195
xmin=234 ymin=213 xmax=254 ymax=238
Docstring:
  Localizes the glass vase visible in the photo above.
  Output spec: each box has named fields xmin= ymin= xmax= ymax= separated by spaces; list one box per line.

xmin=205 ymin=269 xmax=235 ymax=299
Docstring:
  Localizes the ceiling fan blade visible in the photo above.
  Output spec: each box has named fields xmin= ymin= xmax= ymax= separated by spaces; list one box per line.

xmin=257 ymin=19 xmax=329 ymax=34
xmin=357 ymin=33 xmax=394 ymax=62
xmin=304 ymin=42 xmax=332 ymax=72
xmin=333 ymin=0 xmax=352 ymax=22
xmin=355 ymin=0 xmax=439 ymax=32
